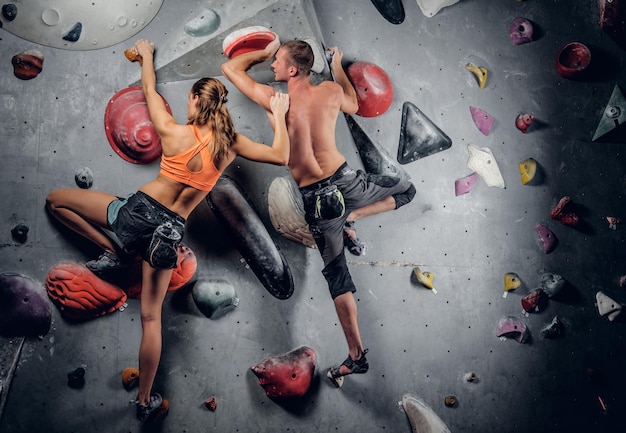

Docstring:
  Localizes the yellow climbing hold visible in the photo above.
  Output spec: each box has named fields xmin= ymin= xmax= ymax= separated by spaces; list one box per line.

xmin=413 ymin=266 xmax=435 ymax=290
xmin=504 ymin=273 xmax=521 ymax=298
xmin=518 ymin=158 xmax=537 ymax=185
xmin=465 ymin=63 xmax=488 ymax=88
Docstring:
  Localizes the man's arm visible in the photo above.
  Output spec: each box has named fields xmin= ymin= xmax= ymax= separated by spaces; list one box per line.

xmin=326 ymin=47 xmax=359 ymax=115
xmin=221 ymin=36 xmax=280 ymax=112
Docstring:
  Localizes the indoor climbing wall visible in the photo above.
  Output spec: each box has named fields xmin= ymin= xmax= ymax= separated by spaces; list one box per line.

xmin=1 ymin=0 xmax=626 ymax=432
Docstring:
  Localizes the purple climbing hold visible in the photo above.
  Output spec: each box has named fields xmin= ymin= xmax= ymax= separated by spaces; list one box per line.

xmin=469 ymin=106 xmax=494 ymax=136
xmin=535 ymin=224 xmax=557 ymax=254
xmin=509 ymin=17 xmax=534 ymax=45
xmin=0 ymin=272 xmax=51 ymax=337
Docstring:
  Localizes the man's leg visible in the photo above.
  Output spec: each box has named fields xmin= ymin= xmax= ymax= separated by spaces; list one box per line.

xmin=344 ymin=196 xmax=397 ymax=242
xmin=334 ymin=291 xmax=365 ymax=366
xmin=344 ymin=179 xmax=415 ymax=244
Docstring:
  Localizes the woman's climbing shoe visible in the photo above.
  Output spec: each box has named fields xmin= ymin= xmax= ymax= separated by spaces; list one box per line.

xmin=86 ymin=251 xmax=125 ymax=272
xmin=327 ymin=349 xmax=369 ymax=388
xmin=343 ymin=221 xmax=366 ymax=256
xmin=134 ymin=393 xmax=166 ymax=422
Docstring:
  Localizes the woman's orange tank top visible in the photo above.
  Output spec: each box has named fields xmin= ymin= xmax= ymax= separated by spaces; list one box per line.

xmin=159 ymin=125 xmax=221 ymax=191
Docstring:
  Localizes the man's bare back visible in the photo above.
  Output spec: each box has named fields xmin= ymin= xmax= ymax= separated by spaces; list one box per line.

xmin=284 ymin=79 xmax=347 ymax=187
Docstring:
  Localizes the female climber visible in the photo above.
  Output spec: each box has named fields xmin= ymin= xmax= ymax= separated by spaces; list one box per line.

xmin=46 ymin=39 xmax=290 ymax=422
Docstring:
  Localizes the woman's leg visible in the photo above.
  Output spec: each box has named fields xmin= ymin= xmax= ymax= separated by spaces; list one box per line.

xmin=46 ymin=188 xmax=119 ymax=253
xmin=137 ymin=261 xmax=173 ymax=407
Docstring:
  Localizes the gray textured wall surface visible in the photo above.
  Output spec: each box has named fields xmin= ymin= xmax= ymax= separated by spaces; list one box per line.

xmin=1 ymin=0 xmax=626 ymax=432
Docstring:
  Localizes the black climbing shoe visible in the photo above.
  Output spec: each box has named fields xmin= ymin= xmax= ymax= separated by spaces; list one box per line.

xmin=343 ymin=221 xmax=366 ymax=256
xmin=134 ymin=393 xmax=163 ymax=422
xmin=86 ymin=251 xmax=125 ymax=272
xmin=327 ymin=349 xmax=369 ymax=388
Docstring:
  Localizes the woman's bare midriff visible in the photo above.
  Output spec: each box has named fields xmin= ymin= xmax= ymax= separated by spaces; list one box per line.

xmin=139 ymin=176 xmax=208 ymax=219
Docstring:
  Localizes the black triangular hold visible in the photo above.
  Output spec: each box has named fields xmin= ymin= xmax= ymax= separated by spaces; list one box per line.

xmin=370 ymin=0 xmax=405 ymax=25
xmin=397 ymin=102 xmax=452 ymax=164
xmin=344 ymin=114 xmax=409 ymax=179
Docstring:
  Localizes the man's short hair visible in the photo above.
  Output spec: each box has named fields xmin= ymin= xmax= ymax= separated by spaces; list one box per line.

xmin=282 ymin=40 xmax=314 ymax=76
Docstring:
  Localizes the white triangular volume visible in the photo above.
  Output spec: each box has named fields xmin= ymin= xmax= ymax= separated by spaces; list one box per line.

xmin=596 ymin=291 xmax=622 ymax=321
xmin=416 ymin=0 xmax=461 ymax=18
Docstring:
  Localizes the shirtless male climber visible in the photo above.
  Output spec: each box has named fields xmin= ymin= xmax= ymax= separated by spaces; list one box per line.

xmin=221 ymin=36 xmax=415 ymax=387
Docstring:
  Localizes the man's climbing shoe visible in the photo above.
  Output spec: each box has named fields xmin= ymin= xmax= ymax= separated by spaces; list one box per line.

xmin=134 ymin=393 xmax=167 ymax=422
xmin=343 ymin=221 xmax=366 ymax=256
xmin=86 ymin=251 xmax=125 ymax=272
xmin=327 ymin=349 xmax=369 ymax=388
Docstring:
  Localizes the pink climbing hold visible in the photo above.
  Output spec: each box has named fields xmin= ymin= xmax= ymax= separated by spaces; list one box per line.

xmin=496 ymin=316 xmax=529 ymax=343
xmin=469 ymin=106 xmax=494 ymax=136
xmin=454 ymin=172 xmax=478 ymax=196
xmin=251 ymin=346 xmax=317 ymax=399
xmin=535 ymin=224 xmax=557 ymax=253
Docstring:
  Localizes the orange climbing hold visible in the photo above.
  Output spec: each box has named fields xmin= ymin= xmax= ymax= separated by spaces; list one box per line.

xmin=122 ymin=367 xmax=139 ymax=391
xmin=45 ymin=262 xmax=127 ymax=321
xmin=124 ymin=48 xmax=143 ymax=65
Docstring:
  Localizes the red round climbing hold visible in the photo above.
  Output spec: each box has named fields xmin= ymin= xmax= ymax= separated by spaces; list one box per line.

xmin=556 ymin=42 xmax=591 ymax=79
xmin=222 ymin=26 xmax=278 ymax=58
xmin=104 ymin=86 xmax=171 ymax=164
xmin=347 ymin=61 xmax=394 ymax=117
